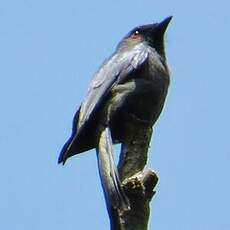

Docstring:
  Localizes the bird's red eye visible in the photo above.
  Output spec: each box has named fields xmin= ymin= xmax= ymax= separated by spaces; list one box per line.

xmin=130 ymin=30 xmax=140 ymax=39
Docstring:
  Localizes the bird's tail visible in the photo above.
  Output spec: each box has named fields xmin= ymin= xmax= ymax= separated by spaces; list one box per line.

xmin=97 ymin=127 xmax=130 ymax=213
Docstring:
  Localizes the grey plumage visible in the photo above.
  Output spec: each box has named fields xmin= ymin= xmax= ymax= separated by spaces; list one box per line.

xmin=58 ymin=16 xmax=172 ymax=212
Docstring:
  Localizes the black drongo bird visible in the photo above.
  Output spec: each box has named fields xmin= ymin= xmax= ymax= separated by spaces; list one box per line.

xmin=58 ymin=16 xmax=172 ymax=212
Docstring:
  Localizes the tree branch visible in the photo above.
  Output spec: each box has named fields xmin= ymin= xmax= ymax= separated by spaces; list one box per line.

xmin=109 ymin=116 xmax=158 ymax=230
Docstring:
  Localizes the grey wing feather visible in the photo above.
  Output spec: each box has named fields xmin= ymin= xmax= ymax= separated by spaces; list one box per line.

xmin=78 ymin=43 xmax=149 ymax=131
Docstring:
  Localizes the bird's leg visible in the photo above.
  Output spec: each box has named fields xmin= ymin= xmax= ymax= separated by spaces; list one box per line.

xmin=97 ymin=127 xmax=130 ymax=214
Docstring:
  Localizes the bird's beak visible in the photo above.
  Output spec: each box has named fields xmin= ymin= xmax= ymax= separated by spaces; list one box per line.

xmin=155 ymin=16 xmax=173 ymax=35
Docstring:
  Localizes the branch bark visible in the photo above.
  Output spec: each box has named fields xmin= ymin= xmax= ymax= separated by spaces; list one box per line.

xmin=109 ymin=116 xmax=158 ymax=230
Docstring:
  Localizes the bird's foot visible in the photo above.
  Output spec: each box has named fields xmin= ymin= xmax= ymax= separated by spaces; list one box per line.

xmin=126 ymin=113 xmax=152 ymax=126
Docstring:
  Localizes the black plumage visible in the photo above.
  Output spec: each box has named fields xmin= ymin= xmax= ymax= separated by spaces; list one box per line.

xmin=58 ymin=16 xmax=172 ymax=212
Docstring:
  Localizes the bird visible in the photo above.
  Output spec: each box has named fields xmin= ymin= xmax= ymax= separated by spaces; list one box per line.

xmin=58 ymin=16 xmax=172 ymax=213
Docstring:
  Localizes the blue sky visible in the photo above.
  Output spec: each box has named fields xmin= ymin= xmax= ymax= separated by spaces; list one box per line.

xmin=0 ymin=0 xmax=229 ymax=229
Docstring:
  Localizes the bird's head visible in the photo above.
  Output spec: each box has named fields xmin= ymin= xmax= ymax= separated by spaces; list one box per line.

xmin=119 ymin=16 xmax=172 ymax=58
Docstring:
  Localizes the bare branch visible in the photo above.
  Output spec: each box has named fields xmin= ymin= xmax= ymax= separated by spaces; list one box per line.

xmin=109 ymin=116 xmax=158 ymax=230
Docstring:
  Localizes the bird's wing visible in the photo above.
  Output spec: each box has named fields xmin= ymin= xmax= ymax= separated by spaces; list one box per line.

xmin=78 ymin=43 xmax=149 ymax=131
xmin=58 ymin=44 xmax=149 ymax=164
